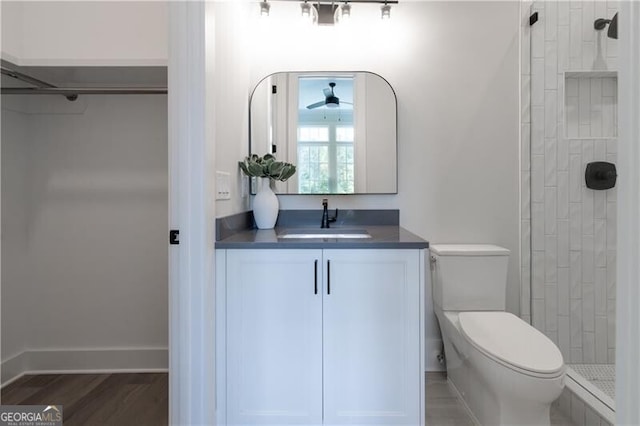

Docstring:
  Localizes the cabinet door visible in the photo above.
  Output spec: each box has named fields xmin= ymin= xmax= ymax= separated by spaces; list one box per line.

xmin=322 ymin=249 xmax=421 ymax=425
xmin=226 ymin=249 xmax=323 ymax=425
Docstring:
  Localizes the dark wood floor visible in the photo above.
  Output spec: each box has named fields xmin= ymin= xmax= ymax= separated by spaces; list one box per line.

xmin=1 ymin=373 xmax=168 ymax=426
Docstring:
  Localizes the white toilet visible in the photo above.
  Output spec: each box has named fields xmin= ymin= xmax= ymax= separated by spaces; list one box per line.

xmin=430 ymin=244 xmax=565 ymax=426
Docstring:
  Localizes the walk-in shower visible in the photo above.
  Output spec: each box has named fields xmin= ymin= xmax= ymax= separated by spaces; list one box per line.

xmin=521 ymin=1 xmax=618 ymax=425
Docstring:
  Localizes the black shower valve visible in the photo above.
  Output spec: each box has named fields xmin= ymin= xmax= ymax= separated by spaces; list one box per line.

xmin=585 ymin=162 xmax=617 ymax=190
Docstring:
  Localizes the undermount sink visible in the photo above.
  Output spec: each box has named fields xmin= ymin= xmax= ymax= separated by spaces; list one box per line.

xmin=277 ymin=229 xmax=372 ymax=239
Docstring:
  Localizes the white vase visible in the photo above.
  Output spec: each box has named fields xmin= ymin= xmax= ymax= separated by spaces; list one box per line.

xmin=253 ymin=178 xmax=279 ymax=229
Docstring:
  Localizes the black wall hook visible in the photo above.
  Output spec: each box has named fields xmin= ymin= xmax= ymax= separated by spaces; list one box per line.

xmin=585 ymin=162 xmax=617 ymax=190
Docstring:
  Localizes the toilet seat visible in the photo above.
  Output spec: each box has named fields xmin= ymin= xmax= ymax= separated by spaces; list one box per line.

xmin=459 ymin=311 xmax=564 ymax=378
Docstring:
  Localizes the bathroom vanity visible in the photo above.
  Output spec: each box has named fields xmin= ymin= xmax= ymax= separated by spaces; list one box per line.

xmin=215 ymin=213 xmax=428 ymax=425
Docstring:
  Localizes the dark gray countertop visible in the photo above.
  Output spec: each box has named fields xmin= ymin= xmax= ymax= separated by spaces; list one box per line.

xmin=215 ymin=225 xmax=428 ymax=249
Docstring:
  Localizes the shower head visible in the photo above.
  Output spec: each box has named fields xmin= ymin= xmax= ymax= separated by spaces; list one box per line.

xmin=594 ymin=13 xmax=618 ymax=39
xmin=608 ymin=13 xmax=618 ymax=39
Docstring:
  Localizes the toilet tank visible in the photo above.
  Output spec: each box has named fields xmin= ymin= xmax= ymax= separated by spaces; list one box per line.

xmin=430 ymin=244 xmax=510 ymax=311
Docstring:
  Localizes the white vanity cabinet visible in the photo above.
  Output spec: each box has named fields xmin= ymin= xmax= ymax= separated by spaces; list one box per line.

xmin=216 ymin=248 xmax=425 ymax=426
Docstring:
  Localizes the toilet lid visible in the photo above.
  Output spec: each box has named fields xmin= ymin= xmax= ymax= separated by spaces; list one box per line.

xmin=459 ymin=312 xmax=564 ymax=375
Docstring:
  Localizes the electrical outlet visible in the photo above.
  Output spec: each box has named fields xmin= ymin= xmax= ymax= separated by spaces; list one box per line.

xmin=216 ymin=171 xmax=231 ymax=200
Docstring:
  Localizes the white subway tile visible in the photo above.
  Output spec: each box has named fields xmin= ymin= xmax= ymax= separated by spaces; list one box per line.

xmin=595 ymin=219 xmax=606 ymax=267
xmin=559 ymin=1 xmax=570 ymax=26
xmin=582 ymin=235 xmax=595 ymax=283
xmin=571 ymin=347 xmax=583 ymax=363
xmin=570 ymin=0 xmax=582 ymax=9
xmin=590 ymin=78 xmax=604 ymax=138
xmin=533 ymin=298 xmax=546 ymax=331
xmin=595 ymin=267 xmax=607 ymax=316
xmin=582 ymin=41 xmax=595 ymax=69
xmin=532 ymin=155 xmax=545 ymax=203
xmin=607 ymin=250 xmax=616 ymax=299
xmin=545 ymin=138 xmax=558 ymax=186
xmin=608 ymin=348 xmax=615 ymax=364
xmin=545 ymin=0 xmax=558 ymax=41
xmin=569 ymin=139 xmax=582 ymax=153
xmin=594 ymin=191 xmax=606 ymax=220
xmin=582 ymin=138 xmax=594 ymax=163
xmin=569 ymin=155 xmax=582 ymax=202
xmin=559 ymin=267 xmax=570 ymax=315
xmin=595 ymin=316 xmax=608 ymax=363
xmin=545 ymin=188 xmax=558 ymax=235
xmin=532 ymin=106 xmax=545 ymax=152
xmin=558 ymin=315 xmax=571 ymax=361
xmin=569 ymin=9 xmax=583 ymax=59
xmin=558 ymin=140 xmax=569 ymax=171
xmin=545 ymin=90 xmax=558 ymax=138
xmin=522 ymin=267 xmax=531 ymax=317
xmin=570 ymin=203 xmax=582 ymax=251
xmin=532 ymin=203 xmax=545 ymax=251
xmin=545 ymin=235 xmax=558 ymax=283
xmin=579 ymin=78 xmax=591 ymax=126
xmin=570 ymin=298 xmax=583 ymax=347
xmin=558 ymin=219 xmax=570 ymax=266
xmin=580 ymin=124 xmax=591 ymax=138
xmin=558 ymin=171 xmax=569 ymax=219
xmin=570 ymin=251 xmax=582 ymax=298
xmin=583 ymin=282 xmax=595 ymax=332
xmin=595 ymin=138 xmax=607 ymax=161
xmin=582 ymin=188 xmax=594 ymax=235
xmin=582 ymin=0 xmax=595 ymax=41
xmin=531 ymin=59 xmax=545 ymax=107
xmin=545 ymin=285 xmax=558 ymax=331
xmin=602 ymin=77 xmax=616 ymax=96
xmin=566 ymin=77 xmax=579 ymax=96
xmin=606 ymin=202 xmax=616 ymax=248
xmin=566 ymin=97 xmax=579 ymax=138
xmin=533 ymin=250 xmax=545 ymax=299
xmin=545 ymin=42 xmax=558 ymax=90
xmin=602 ymin=95 xmax=616 ymax=137
xmin=583 ymin=331 xmax=596 ymax=363
xmin=606 ymin=138 xmax=617 ymax=154
xmin=558 ymin=26 xmax=571 ymax=71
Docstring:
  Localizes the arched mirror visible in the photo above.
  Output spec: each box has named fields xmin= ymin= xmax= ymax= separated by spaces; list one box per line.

xmin=249 ymin=71 xmax=397 ymax=194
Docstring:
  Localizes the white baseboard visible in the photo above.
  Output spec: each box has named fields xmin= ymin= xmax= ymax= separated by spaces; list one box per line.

xmin=425 ymin=338 xmax=445 ymax=372
xmin=1 ymin=348 xmax=168 ymax=387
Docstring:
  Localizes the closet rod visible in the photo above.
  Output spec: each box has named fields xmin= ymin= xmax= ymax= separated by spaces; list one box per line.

xmin=1 ymin=66 xmax=57 ymax=89
xmin=1 ymin=87 xmax=168 ymax=95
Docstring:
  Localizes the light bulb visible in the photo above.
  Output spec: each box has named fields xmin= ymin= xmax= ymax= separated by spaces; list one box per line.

xmin=380 ymin=4 xmax=391 ymax=20
xmin=259 ymin=1 xmax=270 ymax=17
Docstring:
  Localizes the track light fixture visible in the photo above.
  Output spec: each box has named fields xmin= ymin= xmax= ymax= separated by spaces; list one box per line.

xmin=258 ymin=0 xmax=397 ymax=25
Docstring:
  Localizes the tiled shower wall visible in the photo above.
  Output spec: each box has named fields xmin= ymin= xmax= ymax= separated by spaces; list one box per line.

xmin=520 ymin=0 xmax=618 ymax=364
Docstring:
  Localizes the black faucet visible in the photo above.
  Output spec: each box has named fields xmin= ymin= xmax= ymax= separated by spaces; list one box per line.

xmin=321 ymin=198 xmax=338 ymax=228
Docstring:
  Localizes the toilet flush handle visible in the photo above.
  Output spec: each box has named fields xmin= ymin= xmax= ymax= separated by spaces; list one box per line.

xmin=429 ymin=255 xmax=437 ymax=271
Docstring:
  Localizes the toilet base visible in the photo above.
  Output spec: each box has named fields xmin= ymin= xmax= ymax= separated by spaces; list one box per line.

xmin=437 ymin=311 xmax=564 ymax=426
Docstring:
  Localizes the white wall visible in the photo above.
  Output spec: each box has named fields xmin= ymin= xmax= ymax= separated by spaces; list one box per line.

xmin=210 ymin=1 xmax=521 ymax=368
xmin=1 ymin=94 xmax=168 ymax=383
xmin=1 ymin=1 xmax=168 ymax=66
xmin=1 ymin=97 xmax=31 ymax=366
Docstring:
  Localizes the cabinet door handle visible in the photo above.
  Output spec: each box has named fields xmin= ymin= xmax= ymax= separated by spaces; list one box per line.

xmin=314 ymin=260 xmax=318 ymax=295
xmin=327 ymin=260 xmax=331 ymax=295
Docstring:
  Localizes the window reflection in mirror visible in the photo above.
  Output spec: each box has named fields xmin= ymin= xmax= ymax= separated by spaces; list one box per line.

xmin=249 ymin=72 xmax=397 ymax=195
xmin=297 ymin=76 xmax=355 ymax=193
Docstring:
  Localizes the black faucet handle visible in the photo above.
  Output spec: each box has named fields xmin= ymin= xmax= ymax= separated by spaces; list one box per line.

xmin=328 ymin=208 xmax=338 ymax=223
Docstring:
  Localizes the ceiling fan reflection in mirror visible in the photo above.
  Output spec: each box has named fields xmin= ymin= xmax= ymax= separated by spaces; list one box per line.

xmin=306 ymin=82 xmax=353 ymax=109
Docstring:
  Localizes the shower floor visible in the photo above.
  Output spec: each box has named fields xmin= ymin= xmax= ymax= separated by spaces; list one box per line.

xmin=568 ymin=363 xmax=615 ymax=401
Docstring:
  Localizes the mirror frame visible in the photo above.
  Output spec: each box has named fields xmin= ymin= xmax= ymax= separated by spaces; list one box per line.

xmin=248 ymin=71 xmax=399 ymax=195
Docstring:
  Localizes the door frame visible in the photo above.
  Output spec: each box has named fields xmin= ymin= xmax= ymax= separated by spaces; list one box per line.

xmin=168 ymin=2 xmax=216 ymax=425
